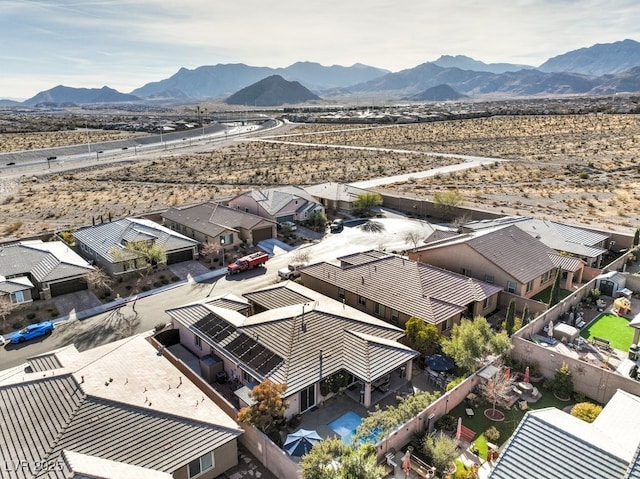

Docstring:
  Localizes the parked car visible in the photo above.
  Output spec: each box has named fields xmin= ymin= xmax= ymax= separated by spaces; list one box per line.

xmin=10 ymin=320 xmax=54 ymax=343
xmin=330 ymin=219 xmax=344 ymax=232
xmin=0 ymin=334 xmax=5 ymax=346
xmin=278 ymin=262 xmax=308 ymax=280
xmin=280 ymin=221 xmax=298 ymax=231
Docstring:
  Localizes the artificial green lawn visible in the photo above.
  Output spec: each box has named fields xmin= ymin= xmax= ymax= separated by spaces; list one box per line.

xmin=447 ymin=385 xmax=573 ymax=451
xmin=580 ymin=312 xmax=634 ymax=351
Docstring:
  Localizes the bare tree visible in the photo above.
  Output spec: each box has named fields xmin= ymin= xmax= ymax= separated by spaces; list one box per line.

xmin=0 ymin=295 xmax=18 ymax=330
xmin=86 ymin=267 xmax=113 ymax=295
xmin=200 ymin=241 xmax=222 ymax=266
xmin=479 ymin=361 xmax=516 ymax=417
xmin=404 ymin=231 xmax=423 ymax=248
xmin=292 ymin=249 xmax=310 ymax=264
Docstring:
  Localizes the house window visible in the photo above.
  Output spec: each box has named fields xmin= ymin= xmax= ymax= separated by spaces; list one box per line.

xmin=374 ymin=303 xmax=385 ymax=317
xmin=444 ymin=317 xmax=453 ymax=331
xmin=188 ymin=451 xmax=214 ymax=478
xmin=300 ymin=384 xmax=316 ymax=411
xmin=358 ymin=295 xmax=366 ymax=307
xmin=391 ymin=309 xmax=399 ymax=324
xmin=220 ymin=233 xmax=234 ymax=245
xmin=10 ymin=291 xmax=25 ymax=304
xmin=462 ymin=268 xmax=472 ymax=277
xmin=241 ymin=370 xmax=257 ymax=385
xmin=507 ymin=281 xmax=517 ymax=293
xmin=542 ymin=271 xmax=551 ymax=283
xmin=484 ymin=274 xmax=494 ymax=284
xmin=195 ymin=335 xmax=202 ymax=350
xmin=483 ymin=297 xmax=491 ymax=309
xmin=338 ymin=288 xmax=345 ymax=299
xmin=526 ymin=280 xmax=534 ymax=292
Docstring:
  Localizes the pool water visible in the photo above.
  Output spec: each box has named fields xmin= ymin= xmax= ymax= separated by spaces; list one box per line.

xmin=328 ymin=411 xmax=383 ymax=444
xmin=328 ymin=411 xmax=362 ymax=443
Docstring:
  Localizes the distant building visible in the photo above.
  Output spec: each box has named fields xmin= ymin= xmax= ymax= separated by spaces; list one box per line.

xmin=304 ymin=182 xmax=370 ymax=213
xmin=227 ymin=186 xmax=325 ymax=224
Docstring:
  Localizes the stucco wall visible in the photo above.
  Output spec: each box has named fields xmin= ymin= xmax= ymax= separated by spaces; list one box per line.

xmin=172 ymin=440 xmax=238 ymax=479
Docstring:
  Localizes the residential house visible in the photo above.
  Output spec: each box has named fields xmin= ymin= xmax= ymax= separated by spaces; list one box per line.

xmin=166 ymin=282 xmax=418 ymax=410
xmin=161 ymin=202 xmax=277 ymax=252
xmin=461 ymin=216 xmax=609 ymax=268
xmin=489 ymin=389 xmax=640 ymax=479
xmin=226 ymin=186 xmax=325 ymax=224
xmin=408 ymin=225 xmax=585 ymax=299
xmin=0 ymin=333 xmax=243 ymax=479
xmin=0 ymin=240 xmax=93 ymax=302
xmin=304 ymin=182 xmax=371 ymax=214
xmin=299 ymin=250 xmax=503 ymax=334
xmin=73 ymin=218 xmax=199 ymax=277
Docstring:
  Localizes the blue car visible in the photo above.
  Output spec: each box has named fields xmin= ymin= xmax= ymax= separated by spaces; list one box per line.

xmin=10 ymin=321 xmax=54 ymax=343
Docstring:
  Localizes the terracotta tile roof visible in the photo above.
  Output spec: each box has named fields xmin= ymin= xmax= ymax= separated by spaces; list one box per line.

xmin=301 ymin=251 xmax=502 ymax=325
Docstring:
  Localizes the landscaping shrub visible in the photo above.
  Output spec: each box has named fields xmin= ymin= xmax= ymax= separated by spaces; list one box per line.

xmin=26 ymin=313 xmax=37 ymax=320
xmin=484 ymin=426 xmax=500 ymax=443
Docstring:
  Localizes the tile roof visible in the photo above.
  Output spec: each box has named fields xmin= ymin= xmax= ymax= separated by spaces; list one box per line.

xmin=462 ymin=216 xmax=608 ymax=259
xmin=167 ymin=283 xmax=418 ymax=396
xmin=490 ymin=389 xmax=640 ymax=479
xmin=0 ymin=241 xmax=93 ymax=285
xmin=304 ymin=182 xmax=370 ymax=203
xmin=73 ymin=218 xmax=198 ymax=263
xmin=162 ymin=201 xmax=275 ymax=237
xmin=464 ymin=225 xmax=558 ymax=283
xmin=301 ymin=251 xmax=502 ymax=325
xmin=549 ymin=253 xmax=585 ymax=272
xmin=237 ymin=186 xmax=320 ymax=216
xmin=0 ymin=334 xmax=241 ymax=479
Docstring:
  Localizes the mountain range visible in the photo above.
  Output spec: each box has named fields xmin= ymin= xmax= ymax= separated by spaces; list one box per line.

xmin=10 ymin=39 xmax=640 ymax=106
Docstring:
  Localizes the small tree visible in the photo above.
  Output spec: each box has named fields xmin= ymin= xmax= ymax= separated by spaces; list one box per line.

xmin=237 ymin=380 xmax=288 ymax=435
xmin=551 ymin=362 xmax=573 ymax=400
xmin=353 ymin=192 xmax=382 ymax=216
xmin=0 ymin=295 xmax=18 ymax=331
xmin=634 ymin=228 xmax=640 ymax=247
xmin=549 ymin=269 xmax=561 ymax=307
xmin=300 ymin=439 xmax=384 ymax=479
xmin=405 ymin=316 xmax=440 ymax=357
xmin=522 ymin=305 xmax=530 ymax=324
xmin=109 ymin=240 xmax=167 ymax=293
xmin=571 ymin=402 xmax=603 ymax=423
xmin=504 ymin=299 xmax=516 ymax=336
xmin=422 ymin=432 xmax=458 ymax=472
xmin=86 ymin=267 xmax=113 ymax=295
xmin=200 ymin=241 xmax=222 ymax=266
xmin=479 ymin=362 xmax=515 ymax=416
xmin=440 ymin=316 xmax=512 ymax=373
xmin=433 ymin=190 xmax=463 ymax=213
xmin=306 ymin=211 xmax=327 ymax=231
xmin=404 ymin=231 xmax=423 ymax=248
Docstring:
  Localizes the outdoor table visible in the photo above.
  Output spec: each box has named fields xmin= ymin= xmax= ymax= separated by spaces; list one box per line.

xmin=518 ymin=381 xmax=534 ymax=394
xmin=465 ymin=408 xmax=475 ymax=417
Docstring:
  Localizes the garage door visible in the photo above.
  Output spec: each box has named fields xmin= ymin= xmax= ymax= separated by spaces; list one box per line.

xmin=50 ymin=277 xmax=88 ymax=297
xmin=167 ymin=249 xmax=195 ymax=265
xmin=252 ymin=227 xmax=273 ymax=243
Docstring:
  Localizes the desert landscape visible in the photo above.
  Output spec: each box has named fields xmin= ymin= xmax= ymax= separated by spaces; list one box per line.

xmin=1 ymin=113 xmax=639 ymax=239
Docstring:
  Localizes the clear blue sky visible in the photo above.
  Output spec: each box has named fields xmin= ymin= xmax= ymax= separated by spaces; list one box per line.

xmin=2 ymin=0 xmax=639 ymax=100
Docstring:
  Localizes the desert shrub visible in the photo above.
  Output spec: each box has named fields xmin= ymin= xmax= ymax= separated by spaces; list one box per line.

xmin=484 ymin=426 xmax=500 ymax=442
xmin=12 ymin=322 xmax=22 ymax=329
xmin=26 ymin=313 xmax=37 ymax=320
xmin=154 ymin=322 xmax=167 ymax=333
xmin=171 ymin=276 xmax=180 ymax=282
xmin=571 ymin=402 xmax=603 ymax=423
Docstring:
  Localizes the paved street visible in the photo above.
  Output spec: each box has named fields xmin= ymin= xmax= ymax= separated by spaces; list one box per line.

xmin=0 ymin=217 xmax=425 ymax=369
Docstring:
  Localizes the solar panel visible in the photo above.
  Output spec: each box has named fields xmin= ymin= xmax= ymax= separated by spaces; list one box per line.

xmin=194 ymin=313 xmax=235 ymax=342
xmin=226 ymin=333 xmax=283 ymax=376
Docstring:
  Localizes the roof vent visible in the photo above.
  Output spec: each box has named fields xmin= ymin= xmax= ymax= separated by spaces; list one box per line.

xmin=361 ymin=276 xmax=365 ymax=285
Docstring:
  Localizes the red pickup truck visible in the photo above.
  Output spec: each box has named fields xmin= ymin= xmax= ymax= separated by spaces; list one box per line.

xmin=227 ymin=252 xmax=269 ymax=274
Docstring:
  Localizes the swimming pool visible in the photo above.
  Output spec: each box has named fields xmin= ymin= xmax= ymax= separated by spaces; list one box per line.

xmin=328 ymin=411 xmax=382 ymax=444
xmin=329 ymin=411 xmax=362 ymax=444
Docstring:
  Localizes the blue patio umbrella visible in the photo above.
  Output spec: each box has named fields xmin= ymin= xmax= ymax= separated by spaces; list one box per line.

xmin=284 ymin=429 xmax=323 ymax=456
xmin=425 ymin=354 xmax=455 ymax=372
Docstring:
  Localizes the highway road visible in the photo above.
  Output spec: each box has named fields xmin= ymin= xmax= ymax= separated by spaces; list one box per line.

xmin=0 ymin=216 xmax=425 ymax=370
xmin=0 ymin=118 xmax=284 ymax=179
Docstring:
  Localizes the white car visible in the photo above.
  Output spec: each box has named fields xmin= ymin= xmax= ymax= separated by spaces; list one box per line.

xmin=278 ymin=262 xmax=308 ymax=280
xmin=0 ymin=335 xmax=5 ymax=347
xmin=281 ymin=221 xmax=298 ymax=231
